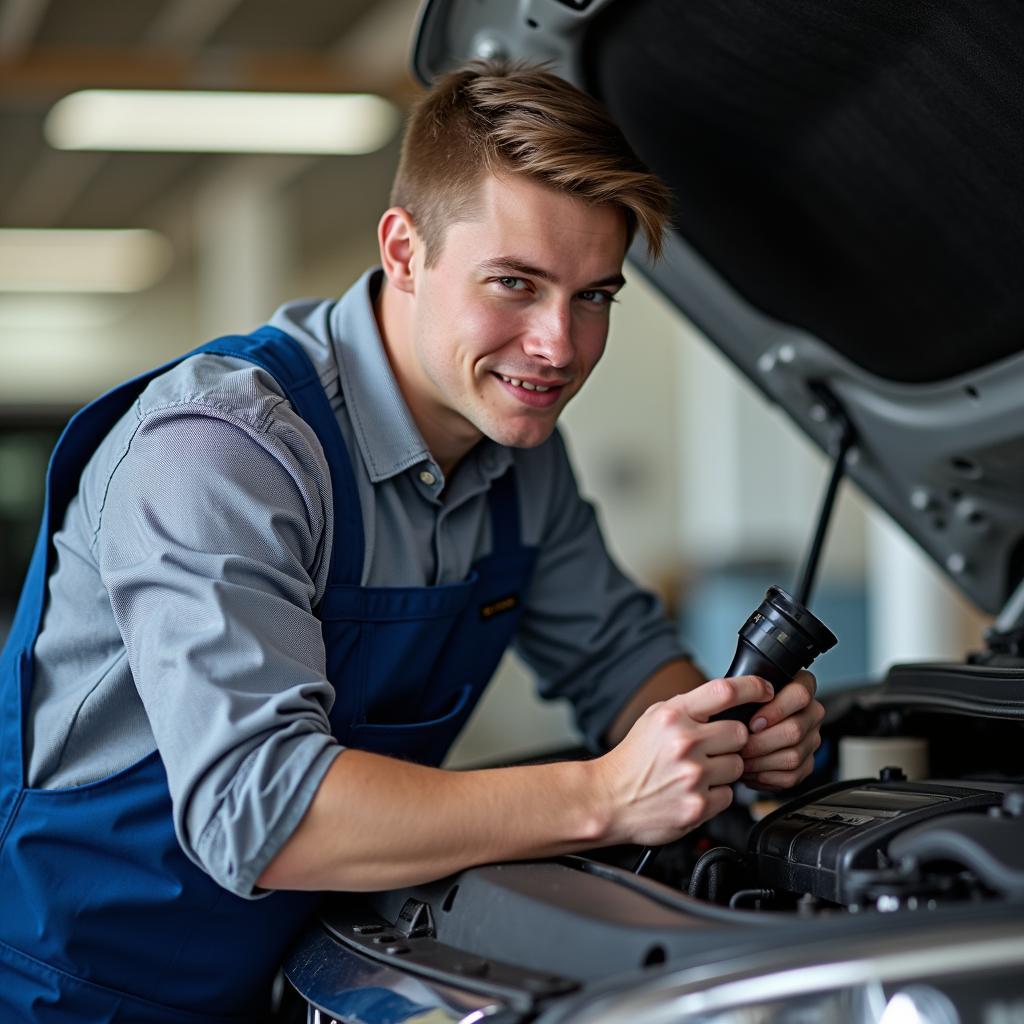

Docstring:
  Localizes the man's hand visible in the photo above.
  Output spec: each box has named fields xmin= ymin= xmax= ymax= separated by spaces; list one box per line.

xmin=739 ymin=669 xmax=824 ymax=790
xmin=594 ymin=675 xmax=774 ymax=847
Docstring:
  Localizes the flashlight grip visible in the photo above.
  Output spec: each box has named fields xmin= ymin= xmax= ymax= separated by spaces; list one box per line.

xmin=710 ymin=638 xmax=790 ymax=723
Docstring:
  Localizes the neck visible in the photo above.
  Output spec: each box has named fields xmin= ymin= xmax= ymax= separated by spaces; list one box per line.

xmin=374 ymin=278 xmax=481 ymax=478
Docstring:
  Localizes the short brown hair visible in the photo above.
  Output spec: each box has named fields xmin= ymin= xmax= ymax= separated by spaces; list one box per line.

xmin=391 ymin=60 xmax=673 ymax=265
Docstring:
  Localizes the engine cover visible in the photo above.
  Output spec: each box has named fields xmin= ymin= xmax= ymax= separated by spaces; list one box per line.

xmin=748 ymin=777 xmax=1013 ymax=905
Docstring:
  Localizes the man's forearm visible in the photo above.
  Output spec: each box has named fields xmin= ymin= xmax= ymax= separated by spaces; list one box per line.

xmin=604 ymin=657 xmax=707 ymax=747
xmin=256 ymin=749 xmax=609 ymax=892
xmin=256 ymin=669 xmax=779 ymax=893
xmin=258 ymin=659 xmax=708 ymax=895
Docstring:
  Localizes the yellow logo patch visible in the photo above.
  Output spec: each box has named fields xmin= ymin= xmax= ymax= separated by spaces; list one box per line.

xmin=479 ymin=594 xmax=519 ymax=620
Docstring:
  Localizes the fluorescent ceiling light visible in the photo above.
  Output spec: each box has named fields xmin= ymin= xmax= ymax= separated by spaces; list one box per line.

xmin=46 ymin=90 xmax=401 ymax=155
xmin=0 ymin=229 xmax=173 ymax=293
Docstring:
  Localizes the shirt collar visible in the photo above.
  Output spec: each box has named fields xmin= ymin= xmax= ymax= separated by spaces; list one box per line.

xmin=328 ymin=268 xmax=513 ymax=486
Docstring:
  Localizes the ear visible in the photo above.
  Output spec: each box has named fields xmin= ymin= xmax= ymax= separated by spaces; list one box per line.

xmin=377 ymin=207 xmax=419 ymax=295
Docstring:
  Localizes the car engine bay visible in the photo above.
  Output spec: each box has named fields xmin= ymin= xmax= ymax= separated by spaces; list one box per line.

xmin=285 ymin=671 xmax=1024 ymax=1022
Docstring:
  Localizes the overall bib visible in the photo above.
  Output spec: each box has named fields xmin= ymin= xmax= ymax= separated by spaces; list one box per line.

xmin=0 ymin=327 xmax=538 ymax=1022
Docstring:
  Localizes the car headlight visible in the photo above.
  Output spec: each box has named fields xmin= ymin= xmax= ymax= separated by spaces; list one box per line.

xmin=565 ymin=925 xmax=1024 ymax=1024
xmin=679 ymin=982 xmax=960 ymax=1024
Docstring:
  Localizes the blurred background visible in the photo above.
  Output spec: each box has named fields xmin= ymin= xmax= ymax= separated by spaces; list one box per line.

xmin=0 ymin=0 xmax=989 ymax=765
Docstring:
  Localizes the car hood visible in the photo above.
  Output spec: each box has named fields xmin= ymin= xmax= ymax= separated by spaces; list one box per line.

xmin=411 ymin=0 xmax=1024 ymax=616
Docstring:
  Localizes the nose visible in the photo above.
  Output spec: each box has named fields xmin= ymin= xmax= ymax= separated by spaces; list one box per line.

xmin=522 ymin=300 xmax=574 ymax=368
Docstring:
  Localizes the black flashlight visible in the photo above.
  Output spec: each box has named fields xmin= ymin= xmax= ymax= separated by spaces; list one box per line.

xmin=711 ymin=585 xmax=836 ymax=722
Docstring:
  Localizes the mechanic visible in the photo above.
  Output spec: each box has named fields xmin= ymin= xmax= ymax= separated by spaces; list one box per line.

xmin=0 ymin=61 xmax=823 ymax=1021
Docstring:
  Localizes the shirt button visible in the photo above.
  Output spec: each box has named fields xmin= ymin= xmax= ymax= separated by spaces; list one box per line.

xmin=419 ymin=470 xmax=436 ymax=486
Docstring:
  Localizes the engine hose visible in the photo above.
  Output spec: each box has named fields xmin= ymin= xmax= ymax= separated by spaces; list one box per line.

xmin=688 ymin=846 xmax=746 ymax=900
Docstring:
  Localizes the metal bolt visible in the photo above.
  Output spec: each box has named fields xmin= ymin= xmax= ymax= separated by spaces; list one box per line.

xmin=946 ymin=553 xmax=967 ymax=574
xmin=910 ymin=488 xmax=932 ymax=511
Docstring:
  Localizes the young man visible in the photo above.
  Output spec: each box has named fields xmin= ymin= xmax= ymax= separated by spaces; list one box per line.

xmin=0 ymin=63 xmax=823 ymax=1020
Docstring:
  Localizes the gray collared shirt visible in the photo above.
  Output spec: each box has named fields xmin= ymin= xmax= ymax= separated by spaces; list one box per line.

xmin=27 ymin=268 xmax=685 ymax=897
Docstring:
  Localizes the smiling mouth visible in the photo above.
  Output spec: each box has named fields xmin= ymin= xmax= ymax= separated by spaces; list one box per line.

xmin=492 ymin=372 xmax=566 ymax=409
xmin=496 ymin=373 xmax=560 ymax=393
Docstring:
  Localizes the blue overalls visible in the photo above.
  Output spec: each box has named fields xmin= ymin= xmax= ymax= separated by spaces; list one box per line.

xmin=0 ymin=327 xmax=538 ymax=1022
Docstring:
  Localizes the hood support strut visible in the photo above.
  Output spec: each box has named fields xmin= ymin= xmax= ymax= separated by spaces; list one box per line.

xmin=793 ymin=383 xmax=858 ymax=607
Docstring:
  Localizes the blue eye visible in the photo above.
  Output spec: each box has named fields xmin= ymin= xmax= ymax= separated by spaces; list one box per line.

xmin=579 ymin=290 xmax=617 ymax=306
xmin=498 ymin=276 xmax=527 ymax=291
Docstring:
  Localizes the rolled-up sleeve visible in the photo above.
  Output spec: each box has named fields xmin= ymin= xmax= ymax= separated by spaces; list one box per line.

xmin=514 ymin=432 xmax=689 ymax=751
xmin=98 ymin=402 xmax=342 ymax=897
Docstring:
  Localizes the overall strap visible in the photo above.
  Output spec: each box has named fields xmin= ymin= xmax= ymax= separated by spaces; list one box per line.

xmin=198 ymin=326 xmax=365 ymax=586
xmin=1 ymin=350 xmax=206 ymax=802
xmin=6 ymin=357 xmax=193 ymax=670
xmin=486 ymin=466 xmax=522 ymax=553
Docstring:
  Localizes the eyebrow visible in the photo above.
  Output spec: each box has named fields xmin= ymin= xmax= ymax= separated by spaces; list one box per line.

xmin=479 ymin=256 xmax=626 ymax=290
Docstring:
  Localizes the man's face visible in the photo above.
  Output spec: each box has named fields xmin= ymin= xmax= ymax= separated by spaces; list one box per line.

xmin=400 ymin=173 xmax=628 ymax=459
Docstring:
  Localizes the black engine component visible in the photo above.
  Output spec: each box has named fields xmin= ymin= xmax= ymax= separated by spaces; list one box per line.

xmin=747 ymin=776 xmax=1013 ymax=906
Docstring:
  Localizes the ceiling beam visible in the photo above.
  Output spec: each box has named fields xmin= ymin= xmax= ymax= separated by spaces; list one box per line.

xmin=0 ymin=0 xmax=49 ymax=58
xmin=142 ymin=0 xmax=245 ymax=53
xmin=0 ymin=48 xmax=418 ymax=104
